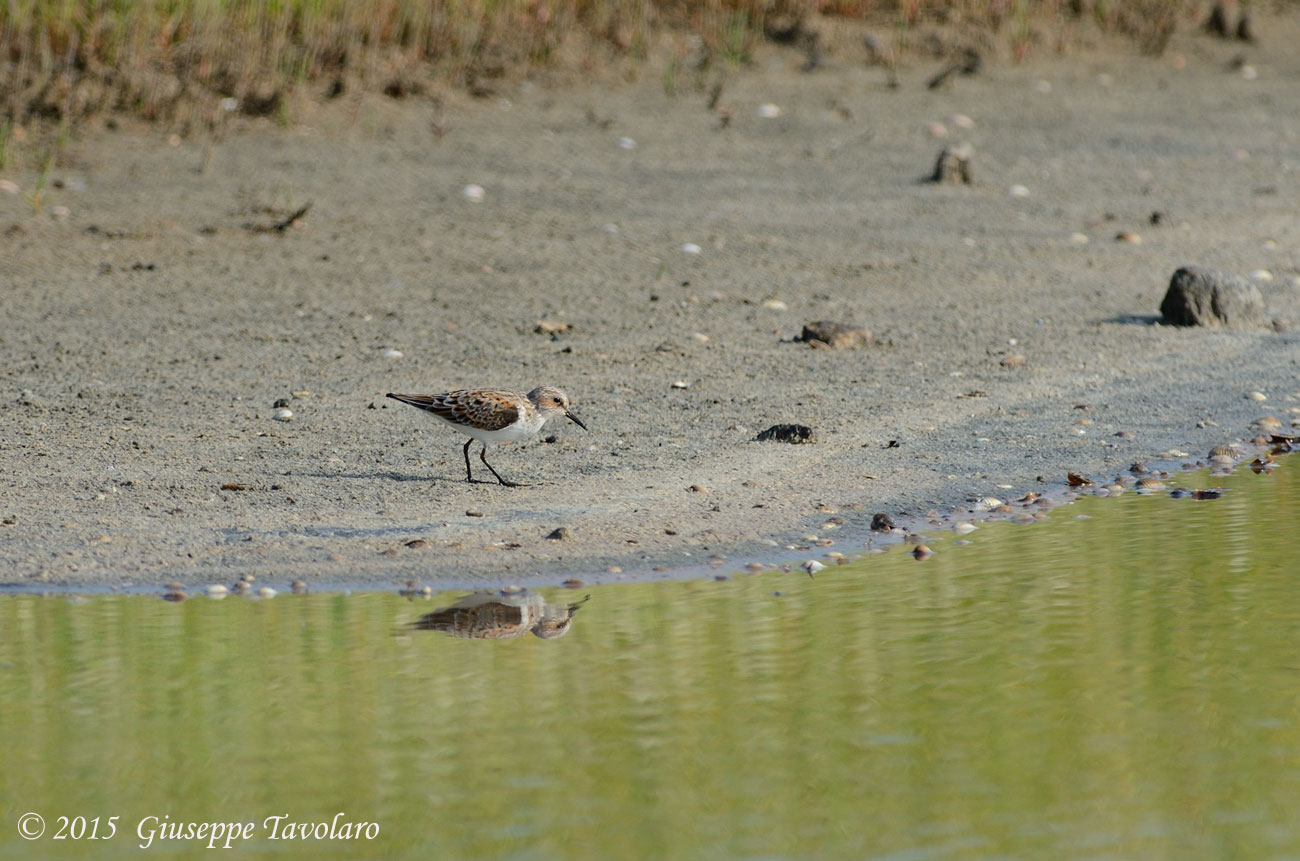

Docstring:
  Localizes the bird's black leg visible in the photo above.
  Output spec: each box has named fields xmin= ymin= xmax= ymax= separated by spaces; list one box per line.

xmin=479 ymin=443 xmax=519 ymax=487
xmin=462 ymin=438 xmax=475 ymax=483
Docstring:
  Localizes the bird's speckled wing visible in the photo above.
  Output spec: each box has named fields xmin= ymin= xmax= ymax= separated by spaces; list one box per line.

xmin=387 ymin=389 xmax=521 ymax=432
xmin=411 ymin=602 xmax=532 ymax=639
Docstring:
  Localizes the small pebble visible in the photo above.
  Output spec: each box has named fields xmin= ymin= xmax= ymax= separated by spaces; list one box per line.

xmin=953 ymin=522 xmax=977 ymax=534
xmin=545 ymin=527 xmax=570 ymax=540
xmin=912 ymin=544 xmax=933 ymax=561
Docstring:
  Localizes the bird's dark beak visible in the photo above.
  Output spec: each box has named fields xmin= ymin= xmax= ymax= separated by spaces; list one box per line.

xmin=566 ymin=411 xmax=588 ymax=431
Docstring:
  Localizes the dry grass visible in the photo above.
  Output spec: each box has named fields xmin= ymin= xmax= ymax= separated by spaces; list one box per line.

xmin=0 ymin=0 xmax=1223 ymax=147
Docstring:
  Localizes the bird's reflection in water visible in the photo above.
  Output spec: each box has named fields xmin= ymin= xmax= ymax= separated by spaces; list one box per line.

xmin=411 ymin=589 xmax=590 ymax=640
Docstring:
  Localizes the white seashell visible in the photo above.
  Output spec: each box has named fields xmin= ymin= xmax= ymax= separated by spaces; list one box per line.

xmin=381 ymin=349 xmax=403 ymax=358
xmin=1008 ymin=184 xmax=1030 ymax=198
xmin=1248 ymin=391 xmax=1267 ymax=401
xmin=618 ymin=137 xmax=637 ymax=149
xmin=670 ymin=380 xmax=691 ymax=389
xmin=760 ymin=299 xmax=788 ymax=311
xmin=927 ymin=122 xmax=948 ymax=138
xmin=757 ymin=103 xmax=782 ymax=118
xmin=1070 ymin=232 xmax=1089 ymax=244
xmin=1241 ymin=65 xmax=1257 ymax=80
xmin=803 ymin=559 xmax=826 ymax=574
xmin=462 ymin=184 xmax=486 ymax=202
xmin=975 ymin=497 xmax=1003 ymax=510
xmin=1249 ymin=270 xmax=1273 ymax=282
xmin=206 ymin=584 xmax=228 ymax=598
xmin=682 ymin=242 xmax=702 ymax=254
xmin=271 ymin=408 xmax=294 ymax=421
xmin=953 ymin=522 xmax=977 ymax=534
xmin=950 ymin=113 xmax=975 ymax=129
xmin=258 ymin=587 xmax=277 ymax=599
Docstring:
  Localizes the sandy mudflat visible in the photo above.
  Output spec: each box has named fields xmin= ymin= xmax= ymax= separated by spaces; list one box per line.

xmin=3 ymin=19 xmax=1298 ymax=589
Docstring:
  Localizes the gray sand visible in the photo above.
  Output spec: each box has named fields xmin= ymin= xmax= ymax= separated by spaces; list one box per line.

xmin=3 ymin=21 xmax=1298 ymax=589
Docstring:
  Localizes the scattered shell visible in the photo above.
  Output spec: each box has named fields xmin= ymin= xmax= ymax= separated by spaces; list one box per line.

xmin=688 ymin=484 xmax=708 ymax=493
xmin=1008 ymin=184 xmax=1030 ymax=198
xmin=953 ymin=522 xmax=977 ymax=534
xmin=206 ymin=584 xmax=228 ymax=598
xmin=1069 ymin=232 xmax=1090 ymax=244
xmin=670 ymin=380 xmax=691 ymax=389
xmin=761 ymin=299 xmax=789 ymax=311
xmin=950 ymin=113 xmax=975 ymax=129
xmin=381 ymin=349 xmax=403 ymax=359
xmin=618 ymin=136 xmax=637 ymax=149
xmin=757 ymin=103 xmax=782 ymax=118
xmin=974 ymin=497 xmax=1003 ymax=510
xmin=51 ymin=205 xmax=71 ymax=218
xmin=291 ymin=580 xmax=309 ymax=593
xmin=1249 ymin=270 xmax=1273 ymax=282
xmin=1135 ymin=478 xmax=1166 ymax=492
xmin=1115 ymin=231 xmax=1142 ymax=244
xmin=1252 ymin=416 xmax=1282 ymax=431
xmin=745 ymin=562 xmax=765 ymax=573
xmin=1240 ymin=65 xmax=1257 ymax=80
xmin=535 ymin=319 xmax=571 ymax=335
xmin=258 ymin=587 xmax=277 ymax=599
xmin=271 ymin=407 xmax=293 ymax=421
xmin=682 ymin=242 xmax=702 ymax=254
xmin=927 ymin=121 xmax=948 ymax=138
xmin=1000 ymin=354 xmax=1027 ymax=368
xmin=405 ymin=538 xmax=429 ymax=549
xmin=803 ymin=559 xmax=826 ymax=576
xmin=462 ymin=184 xmax=486 ymax=202
xmin=1248 ymin=391 xmax=1267 ymax=401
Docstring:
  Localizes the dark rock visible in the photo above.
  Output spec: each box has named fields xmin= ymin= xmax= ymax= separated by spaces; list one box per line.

xmin=1160 ymin=266 xmax=1266 ymax=327
xmin=929 ymin=143 xmax=973 ymax=185
xmin=545 ymin=527 xmax=570 ymax=540
xmin=798 ymin=321 xmax=872 ymax=349
xmin=755 ymin=424 xmax=815 ymax=444
xmin=1206 ymin=1 xmax=1230 ymax=37
xmin=870 ymin=512 xmax=895 ymax=532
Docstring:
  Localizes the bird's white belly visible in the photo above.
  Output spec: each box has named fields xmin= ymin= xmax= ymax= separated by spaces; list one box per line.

xmin=429 ymin=412 xmax=546 ymax=444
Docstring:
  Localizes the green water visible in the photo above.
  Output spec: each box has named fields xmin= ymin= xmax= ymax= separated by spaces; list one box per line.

xmin=2 ymin=457 xmax=1298 ymax=859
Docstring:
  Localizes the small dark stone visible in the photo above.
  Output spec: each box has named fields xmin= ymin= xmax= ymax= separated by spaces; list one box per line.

xmin=1236 ymin=13 xmax=1253 ymax=42
xmin=798 ymin=321 xmax=872 ymax=349
xmin=273 ymin=397 xmax=291 ymax=408
xmin=1160 ymin=266 xmax=1266 ymax=327
xmin=1206 ymin=1 xmax=1230 ymax=37
xmin=870 ymin=512 xmax=895 ymax=531
xmin=929 ymin=142 xmax=973 ymax=185
xmin=755 ymin=424 xmax=815 ymax=444
xmin=546 ymin=527 xmax=570 ymax=540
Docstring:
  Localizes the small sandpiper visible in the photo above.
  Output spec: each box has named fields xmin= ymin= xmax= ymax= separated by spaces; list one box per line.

xmin=386 ymin=386 xmax=587 ymax=486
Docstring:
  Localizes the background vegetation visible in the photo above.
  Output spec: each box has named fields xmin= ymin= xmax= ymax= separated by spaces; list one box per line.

xmin=1 ymin=0 xmax=1234 ymax=134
